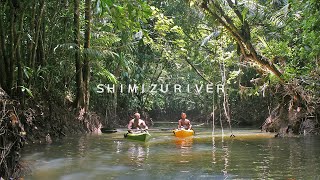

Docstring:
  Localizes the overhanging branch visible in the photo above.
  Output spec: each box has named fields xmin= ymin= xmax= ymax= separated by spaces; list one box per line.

xmin=184 ymin=57 xmax=212 ymax=84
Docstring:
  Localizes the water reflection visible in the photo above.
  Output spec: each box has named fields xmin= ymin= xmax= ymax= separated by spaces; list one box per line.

xmin=128 ymin=142 xmax=150 ymax=168
xmin=174 ymin=137 xmax=193 ymax=149
xmin=258 ymin=139 xmax=271 ymax=178
xmin=115 ymin=140 xmax=123 ymax=154
xmin=212 ymin=134 xmax=216 ymax=165
xmin=222 ymin=143 xmax=229 ymax=179
xmin=21 ymin=130 xmax=320 ymax=179
xmin=173 ymin=137 xmax=193 ymax=174
xmin=78 ymin=136 xmax=88 ymax=155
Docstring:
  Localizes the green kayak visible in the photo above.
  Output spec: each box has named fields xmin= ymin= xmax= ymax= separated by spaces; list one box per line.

xmin=124 ymin=131 xmax=151 ymax=142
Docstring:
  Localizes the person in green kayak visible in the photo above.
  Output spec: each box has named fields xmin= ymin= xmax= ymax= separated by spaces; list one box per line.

xmin=178 ymin=112 xmax=192 ymax=130
xmin=127 ymin=113 xmax=148 ymax=132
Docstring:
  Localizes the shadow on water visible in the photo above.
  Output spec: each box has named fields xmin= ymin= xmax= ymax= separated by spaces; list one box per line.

xmin=21 ymin=128 xmax=320 ymax=180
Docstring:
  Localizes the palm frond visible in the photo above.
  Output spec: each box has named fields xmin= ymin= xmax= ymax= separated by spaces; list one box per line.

xmin=83 ymin=48 xmax=119 ymax=61
xmin=53 ymin=43 xmax=78 ymax=53
xmin=200 ymin=30 xmax=220 ymax=47
xmin=269 ymin=3 xmax=290 ymax=28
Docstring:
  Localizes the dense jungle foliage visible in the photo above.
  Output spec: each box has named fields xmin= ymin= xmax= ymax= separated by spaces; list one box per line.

xmin=0 ymin=0 xmax=319 ymax=178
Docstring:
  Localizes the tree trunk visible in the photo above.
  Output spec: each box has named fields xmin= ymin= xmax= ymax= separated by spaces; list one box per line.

xmin=113 ymin=61 xmax=121 ymax=120
xmin=37 ymin=13 xmax=46 ymax=67
xmin=27 ymin=0 xmax=36 ymax=69
xmin=7 ymin=1 xmax=16 ymax=96
xmin=83 ymin=0 xmax=91 ymax=112
xmin=0 ymin=4 xmax=7 ymax=90
xmin=0 ymin=41 xmax=5 ymax=89
xmin=74 ymin=0 xmax=84 ymax=109
xmin=16 ymin=9 xmax=25 ymax=103
xmin=31 ymin=0 xmax=45 ymax=72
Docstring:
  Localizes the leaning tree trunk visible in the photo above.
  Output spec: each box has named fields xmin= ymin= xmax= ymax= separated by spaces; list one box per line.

xmin=200 ymin=0 xmax=313 ymax=135
xmin=201 ymin=1 xmax=284 ymax=82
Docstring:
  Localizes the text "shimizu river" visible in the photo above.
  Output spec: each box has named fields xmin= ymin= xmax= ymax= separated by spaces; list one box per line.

xmin=96 ymin=83 xmax=225 ymax=94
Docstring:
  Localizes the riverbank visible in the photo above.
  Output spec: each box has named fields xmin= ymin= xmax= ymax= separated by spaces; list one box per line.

xmin=0 ymin=88 xmax=102 ymax=179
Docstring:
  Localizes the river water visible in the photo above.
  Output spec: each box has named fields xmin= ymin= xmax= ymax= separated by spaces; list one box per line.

xmin=21 ymin=128 xmax=320 ymax=180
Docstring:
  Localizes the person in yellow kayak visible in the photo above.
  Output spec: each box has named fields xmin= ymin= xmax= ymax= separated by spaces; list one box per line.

xmin=178 ymin=112 xmax=192 ymax=130
xmin=127 ymin=113 xmax=148 ymax=132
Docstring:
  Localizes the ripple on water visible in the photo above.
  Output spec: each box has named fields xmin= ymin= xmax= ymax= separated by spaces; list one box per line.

xmin=95 ymin=165 xmax=130 ymax=171
xmin=22 ymin=152 xmax=45 ymax=161
xmin=60 ymin=172 xmax=88 ymax=180
xmin=36 ymin=158 xmax=72 ymax=170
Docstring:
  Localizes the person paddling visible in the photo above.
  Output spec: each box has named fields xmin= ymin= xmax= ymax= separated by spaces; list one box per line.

xmin=178 ymin=112 xmax=192 ymax=130
xmin=127 ymin=113 xmax=148 ymax=133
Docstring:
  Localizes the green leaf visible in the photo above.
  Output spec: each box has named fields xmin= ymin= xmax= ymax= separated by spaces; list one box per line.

xmin=23 ymin=67 xmax=33 ymax=79
xmin=242 ymin=7 xmax=249 ymax=22
xmin=257 ymin=35 xmax=268 ymax=49
xmin=102 ymin=0 xmax=113 ymax=7
xmin=20 ymin=86 xmax=34 ymax=98
xmin=98 ymin=69 xmax=118 ymax=84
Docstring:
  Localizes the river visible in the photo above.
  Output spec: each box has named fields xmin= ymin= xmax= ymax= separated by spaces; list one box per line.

xmin=21 ymin=128 xmax=320 ymax=179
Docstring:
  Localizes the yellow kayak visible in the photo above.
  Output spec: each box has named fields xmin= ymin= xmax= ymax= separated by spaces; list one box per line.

xmin=173 ymin=129 xmax=194 ymax=137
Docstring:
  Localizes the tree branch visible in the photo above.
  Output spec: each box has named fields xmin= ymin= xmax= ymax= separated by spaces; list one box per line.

xmin=202 ymin=0 xmax=285 ymax=82
xmin=184 ymin=57 xmax=212 ymax=84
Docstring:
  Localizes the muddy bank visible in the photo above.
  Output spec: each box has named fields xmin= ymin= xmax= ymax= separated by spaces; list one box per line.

xmin=261 ymin=82 xmax=320 ymax=137
xmin=0 ymin=87 xmax=102 ymax=179
xmin=0 ymin=89 xmax=26 ymax=178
